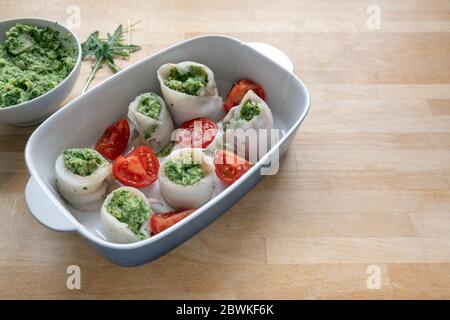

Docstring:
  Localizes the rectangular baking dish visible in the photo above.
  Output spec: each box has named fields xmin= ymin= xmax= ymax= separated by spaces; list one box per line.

xmin=24 ymin=35 xmax=310 ymax=267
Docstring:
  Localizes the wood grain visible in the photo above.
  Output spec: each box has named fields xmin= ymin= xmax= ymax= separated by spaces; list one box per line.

xmin=0 ymin=0 xmax=449 ymax=299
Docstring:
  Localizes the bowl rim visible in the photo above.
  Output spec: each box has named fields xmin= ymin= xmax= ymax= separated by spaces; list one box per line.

xmin=25 ymin=34 xmax=311 ymax=250
xmin=0 ymin=17 xmax=82 ymax=111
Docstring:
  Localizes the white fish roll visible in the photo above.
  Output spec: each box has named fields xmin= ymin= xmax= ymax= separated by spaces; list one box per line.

xmin=157 ymin=61 xmax=224 ymax=126
xmin=220 ymin=90 xmax=274 ymax=159
xmin=159 ymin=148 xmax=215 ymax=210
xmin=101 ymin=187 xmax=152 ymax=244
xmin=55 ymin=148 xmax=111 ymax=211
xmin=128 ymin=92 xmax=174 ymax=153
xmin=222 ymin=90 xmax=273 ymax=131
xmin=60 ymin=181 xmax=109 ymax=212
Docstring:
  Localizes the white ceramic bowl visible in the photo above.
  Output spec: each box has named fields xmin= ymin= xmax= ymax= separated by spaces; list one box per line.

xmin=25 ymin=35 xmax=310 ymax=267
xmin=0 ymin=17 xmax=82 ymax=126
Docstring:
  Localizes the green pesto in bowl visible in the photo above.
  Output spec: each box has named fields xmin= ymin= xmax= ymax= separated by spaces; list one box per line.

xmin=0 ymin=23 xmax=77 ymax=108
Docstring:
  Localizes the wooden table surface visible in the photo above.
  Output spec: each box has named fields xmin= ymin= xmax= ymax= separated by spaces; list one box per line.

xmin=1 ymin=0 xmax=450 ymax=299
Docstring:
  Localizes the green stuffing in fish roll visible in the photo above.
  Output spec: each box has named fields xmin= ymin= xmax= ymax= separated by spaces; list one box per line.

xmin=137 ymin=93 xmax=161 ymax=120
xmin=164 ymin=155 xmax=206 ymax=186
xmin=106 ymin=188 xmax=151 ymax=239
xmin=164 ymin=65 xmax=208 ymax=96
xmin=63 ymin=148 xmax=105 ymax=177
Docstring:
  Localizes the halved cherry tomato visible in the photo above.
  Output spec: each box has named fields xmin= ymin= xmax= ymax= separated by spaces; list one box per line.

xmin=214 ymin=150 xmax=253 ymax=186
xmin=223 ymin=79 xmax=265 ymax=112
xmin=150 ymin=209 xmax=195 ymax=235
xmin=176 ymin=117 xmax=218 ymax=149
xmin=112 ymin=146 xmax=159 ymax=188
xmin=95 ymin=119 xmax=130 ymax=160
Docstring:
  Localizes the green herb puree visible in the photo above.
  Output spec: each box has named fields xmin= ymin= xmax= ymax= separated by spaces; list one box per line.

xmin=137 ymin=93 xmax=161 ymax=119
xmin=165 ymin=155 xmax=206 ymax=186
xmin=157 ymin=143 xmax=173 ymax=157
xmin=143 ymin=125 xmax=158 ymax=139
xmin=240 ymin=99 xmax=261 ymax=122
xmin=164 ymin=65 xmax=208 ymax=96
xmin=63 ymin=148 xmax=104 ymax=177
xmin=106 ymin=189 xmax=150 ymax=239
xmin=0 ymin=23 xmax=77 ymax=108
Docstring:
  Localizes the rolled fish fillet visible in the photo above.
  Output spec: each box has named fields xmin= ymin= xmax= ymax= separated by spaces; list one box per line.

xmin=55 ymin=148 xmax=111 ymax=211
xmin=219 ymin=90 xmax=274 ymax=160
xmin=61 ymin=181 xmax=109 ymax=212
xmin=101 ymin=186 xmax=152 ymax=244
xmin=128 ymin=92 xmax=174 ymax=153
xmin=157 ymin=61 xmax=224 ymax=126
xmin=159 ymin=148 xmax=215 ymax=210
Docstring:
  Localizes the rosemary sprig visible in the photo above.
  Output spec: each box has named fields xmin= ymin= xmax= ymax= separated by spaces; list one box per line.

xmin=81 ymin=22 xmax=141 ymax=93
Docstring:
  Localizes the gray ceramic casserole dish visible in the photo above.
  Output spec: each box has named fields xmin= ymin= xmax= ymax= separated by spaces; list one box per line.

xmin=24 ymin=35 xmax=310 ymax=267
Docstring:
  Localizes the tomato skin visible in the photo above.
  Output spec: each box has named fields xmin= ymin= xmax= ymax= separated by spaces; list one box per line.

xmin=150 ymin=209 xmax=195 ymax=235
xmin=112 ymin=146 xmax=160 ymax=188
xmin=176 ymin=117 xmax=218 ymax=149
xmin=214 ymin=150 xmax=253 ymax=186
xmin=95 ymin=119 xmax=130 ymax=160
xmin=223 ymin=79 xmax=265 ymax=112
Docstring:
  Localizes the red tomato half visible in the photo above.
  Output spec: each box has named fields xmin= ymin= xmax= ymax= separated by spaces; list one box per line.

xmin=223 ymin=79 xmax=265 ymax=112
xmin=95 ymin=118 xmax=130 ymax=160
xmin=176 ymin=117 xmax=218 ymax=149
xmin=112 ymin=146 xmax=159 ymax=188
xmin=150 ymin=209 xmax=195 ymax=235
xmin=214 ymin=150 xmax=253 ymax=186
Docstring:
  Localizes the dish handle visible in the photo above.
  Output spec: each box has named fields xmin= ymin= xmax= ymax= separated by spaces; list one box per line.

xmin=246 ymin=42 xmax=294 ymax=73
xmin=25 ymin=177 xmax=77 ymax=232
